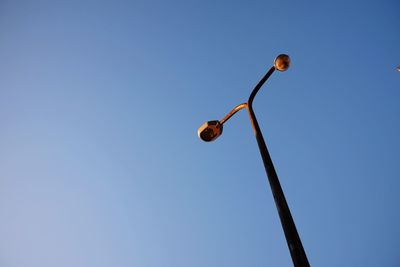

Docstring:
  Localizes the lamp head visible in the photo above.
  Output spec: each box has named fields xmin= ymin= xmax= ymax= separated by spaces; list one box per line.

xmin=198 ymin=120 xmax=223 ymax=142
xmin=274 ymin=54 xmax=290 ymax=71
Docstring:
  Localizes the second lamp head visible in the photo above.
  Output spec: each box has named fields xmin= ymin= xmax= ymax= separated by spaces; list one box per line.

xmin=274 ymin=54 xmax=291 ymax=72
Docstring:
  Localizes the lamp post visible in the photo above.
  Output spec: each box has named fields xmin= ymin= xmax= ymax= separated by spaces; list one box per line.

xmin=198 ymin=54 xmax=310 ymax=267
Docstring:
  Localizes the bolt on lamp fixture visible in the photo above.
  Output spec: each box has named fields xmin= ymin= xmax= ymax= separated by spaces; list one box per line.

xmin=198 ymin=54 xmax=310 ymax=267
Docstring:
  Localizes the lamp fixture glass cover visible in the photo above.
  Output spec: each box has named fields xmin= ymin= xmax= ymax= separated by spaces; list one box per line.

xmin=198 ymin=120 xmax=223 ymax=142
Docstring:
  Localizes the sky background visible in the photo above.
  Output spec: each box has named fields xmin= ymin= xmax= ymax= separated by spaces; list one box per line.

xmin=0 ymin=1 xmax=399 ymax=266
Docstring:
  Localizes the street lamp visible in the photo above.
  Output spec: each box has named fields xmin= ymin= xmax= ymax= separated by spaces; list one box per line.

xmin=198 ymin=54 xmax=310 ymax=267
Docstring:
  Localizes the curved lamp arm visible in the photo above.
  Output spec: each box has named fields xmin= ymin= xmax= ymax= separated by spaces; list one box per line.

xmin=248 ymin=66 xmax=276 ymax=107
xmin=219 ymin=55 xmax=289 ymax=128
xmin=220 ymin=103 xmax=248 ymax=124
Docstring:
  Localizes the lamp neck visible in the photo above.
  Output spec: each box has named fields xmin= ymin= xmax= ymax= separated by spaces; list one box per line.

xmin=219 ymin=66 xmax=276 ymax=127
xmin=248 ymin=66 xmax=276 ymax=107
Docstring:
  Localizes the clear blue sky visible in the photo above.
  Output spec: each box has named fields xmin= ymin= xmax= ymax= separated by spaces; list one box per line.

xmin=1 ymin=1 xmax=399 ymax=266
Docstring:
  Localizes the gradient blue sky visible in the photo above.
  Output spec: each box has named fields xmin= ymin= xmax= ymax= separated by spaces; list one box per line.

xmin=1 ymin=1 xmax=399 ymax=266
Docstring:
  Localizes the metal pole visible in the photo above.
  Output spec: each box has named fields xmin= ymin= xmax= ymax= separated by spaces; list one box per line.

xmin=198 ymin=55 xmax=310 ymax=266
xmin=246 ymin=67 xmax=310 ymax=267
